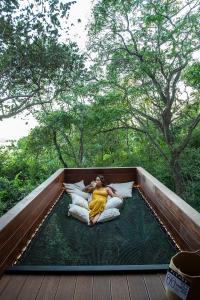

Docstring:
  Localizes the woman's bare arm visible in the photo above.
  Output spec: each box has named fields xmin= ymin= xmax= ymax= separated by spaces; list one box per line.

xmin=83 ymin=181 xmax=96 ymax=193
xmin=106 ymin=187 xmax=120 ymax=198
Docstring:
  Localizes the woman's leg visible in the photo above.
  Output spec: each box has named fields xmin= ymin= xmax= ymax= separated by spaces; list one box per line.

xmin=89 ymin=215 xmax=94 ymax=223
xmin=89 ymin=200 xmax=102 ymax=221
xmin=89 ymin=199 xmax=105 ymax=224
xmin=91 ymin=213 xmax=100 ymax=224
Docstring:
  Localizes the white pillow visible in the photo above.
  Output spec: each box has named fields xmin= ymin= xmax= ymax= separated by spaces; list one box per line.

xmin=105 ymin=197 xmax=123 ymax=209
xmin=63 ymin=180 xmax=85 ymax=191
xmin=68 ymin=188 xmax=89 ymax=200
xmin=108 ymin=181 xmax=134 ymax=198
xmin=70 ymin=194 xmax=88 ymax=209
xmin=68 ymin=204 xmax=89 ymax=224
xmin=97 ymin=208 xmax=120 ymax=223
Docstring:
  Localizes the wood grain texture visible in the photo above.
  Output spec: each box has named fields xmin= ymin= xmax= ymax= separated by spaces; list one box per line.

xmin=127 ymin=274 xmax=149 ymax=300
xmin=159 ymin=273 xmax=167 ymax=290
xmin=74 ymin=276 xmax=93 ymax=300
xmin=0 ymin=275 xmax=11 ymax=296
xmin=55 ymin=275 xmax=76 ymax=300
xmin=17 ymin=275 xmax=44 ymax=300
xmin=144 ymin=274 xmax=168 ymax=300
xmin=93 ymin=275 xmax=111 ymax=300
xmin=64 ymin=167 xmax=137 ymax=185
xmin=35 ymin=275 xmax=60 ymax=300
xmin=0 ymin=273 xmax=168 ymax=300
xmin=110 ymin=275 xmax=130 ymax=300
xmin=0 ymin=275 xmax=28 ymax=300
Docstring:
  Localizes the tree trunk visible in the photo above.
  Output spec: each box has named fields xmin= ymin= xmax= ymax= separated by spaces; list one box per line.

xmin=169 ymin=156 xmax=184 ymax=197
xmin=52 ymin=130 xmax=68 ymax=168
xmin=79 ymin=128 xmax=84 ymax=166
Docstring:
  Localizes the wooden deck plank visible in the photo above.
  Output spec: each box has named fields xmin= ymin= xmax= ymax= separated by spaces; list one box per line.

xmin=17 ymin=275 xmax=44 ymax=300
xmin=144 ymin=274 xmax=167 ymax=300
xmin=0 ymin=275 xmax=28 ymax=300
xmin=93 ymin=275 xmax=111 ymax=300
xmin=0 ymin=273 xmax=170 ymax=300
xmin=0 ymin=275 xmax=11 ymax=295
xmin=127 ymin=274 xmax=149 ymax=300
xmin=35 ymin=275 xmax=60 ymax=300
xmin=74 ymin=276 xmax=93 ymax=300
xmin=159 ymin=273 xmax=167 ymax=290
xmin=110 ymin=275 xmax=130 ymax=300
xmin=55 ymin=275 xmax=76 ymax=300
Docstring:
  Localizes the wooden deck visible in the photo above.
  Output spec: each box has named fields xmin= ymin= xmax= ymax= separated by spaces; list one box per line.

xmin=0 ymin=272 xmax=168 ymax=300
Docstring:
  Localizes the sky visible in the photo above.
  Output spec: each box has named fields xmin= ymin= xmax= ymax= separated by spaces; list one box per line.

xmin=0 ymin=0 xmax=93 ymax=142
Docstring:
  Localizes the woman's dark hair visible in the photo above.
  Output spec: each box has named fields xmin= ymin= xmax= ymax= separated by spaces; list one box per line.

xmin=97 ymin=174 xmax=116 ymax=192
xmin=96 ymin=174 xmax=106 ymax=187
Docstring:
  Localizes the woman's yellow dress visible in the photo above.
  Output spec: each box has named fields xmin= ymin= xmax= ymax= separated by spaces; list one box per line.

xmin=89 ymin=187 xmax=108 ymax=218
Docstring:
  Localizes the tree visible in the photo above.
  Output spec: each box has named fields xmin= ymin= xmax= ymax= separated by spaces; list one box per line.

xmin=0 ymin=0 xmax=78 ymax=119
xmin=29 ymin=103 xmax=90 ymax=168
xmin=88 ymin=0 xmax=200 ymax=195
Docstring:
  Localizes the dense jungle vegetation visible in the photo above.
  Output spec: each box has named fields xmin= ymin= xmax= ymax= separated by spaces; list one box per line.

xmin=0 ymin=0 xmax=200 ymax=216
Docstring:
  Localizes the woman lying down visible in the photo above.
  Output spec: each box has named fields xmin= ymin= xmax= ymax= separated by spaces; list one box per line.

xmin=83 ymin=175 xmax=121 ymax=225
xmin=67 ymin=175 xmax=123 ymax=225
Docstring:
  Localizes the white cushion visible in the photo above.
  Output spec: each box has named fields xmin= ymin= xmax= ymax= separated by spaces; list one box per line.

xmin=108 ymin=181 xmax=134 ymax=198
xmin=105 ymin=197 xmax=123 ymax=209
xmin=97 ymin=208 xmax=120 ymax=223
xmin=70 ymin=194 xmax=88 ymax=209
xmin=68 ymin=204 xmax=89 ymax=224
xmin=67 ymin=188 xmax=89 ymax=200
xmin=63 ymin=180 xmax=85 ymax=191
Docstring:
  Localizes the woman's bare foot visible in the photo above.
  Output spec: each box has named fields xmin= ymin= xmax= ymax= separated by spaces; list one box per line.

xmin=89 ymin=216 xmax=94 ymax=226
xmin=92 ymin=213 xmax=100 ymax=224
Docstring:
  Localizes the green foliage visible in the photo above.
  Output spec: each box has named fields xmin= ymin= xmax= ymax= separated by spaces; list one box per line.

xmin=183 ymin=63 xmax=200 ymax=90
xmin=0 ymin=116 xmax=199 ymax=216
xmin=88 ymin=0 xmax=200 ymax=198
xmin=0 ymin=138 xmax=60 ymax=216
xmin=0 ymin=175 xmax=32 ymax=215
xmin=0 ymin=0 xmax=83 ymax=119
xmin=180 ymin=148 xmax=200 ymax=211
xmin=0 ymin=0 xmax=200 ymax=217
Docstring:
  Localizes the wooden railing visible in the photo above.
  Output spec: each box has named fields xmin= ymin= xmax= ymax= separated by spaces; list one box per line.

xmin=0 ymin=169 xmax=64 ymax=276
xmin=137 ymin=167 xmax=200 ymax=251
xmin=64 ymin=167 xmax=137 ymax=184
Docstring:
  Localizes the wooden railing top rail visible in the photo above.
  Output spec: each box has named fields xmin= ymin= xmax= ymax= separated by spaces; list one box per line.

xmin=64 ymin=167 xmax=138 ymax=169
